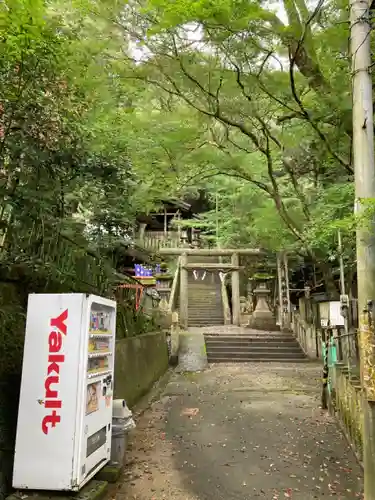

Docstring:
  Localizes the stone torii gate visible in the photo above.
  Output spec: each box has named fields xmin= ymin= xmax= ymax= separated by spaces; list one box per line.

xmin=158 ymin=247 xmax=263 ymax=327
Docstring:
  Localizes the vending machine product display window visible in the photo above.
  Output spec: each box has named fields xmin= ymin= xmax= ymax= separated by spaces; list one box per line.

xmin=13 ymin=293 xmax=117 ymax=491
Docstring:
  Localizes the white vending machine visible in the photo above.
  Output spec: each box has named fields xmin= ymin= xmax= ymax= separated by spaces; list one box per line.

xmin=13 ymin=293 xmax=117 ymax=491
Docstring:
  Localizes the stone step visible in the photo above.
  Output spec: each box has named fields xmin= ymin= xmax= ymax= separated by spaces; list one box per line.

xmin=204 ymin=335 xmax=298 ymax=343
xmin=189 ymin=314 xmax=224 ymax=326
xmin=188 ymin=292 xmax=219 ymax=295
xmin=189 ymin=314 xmax=224 ymax=319
xmin=188 ymin=310 xmax=223 ymax=315
xmin=188 ymin=307 xmax=223 ymax=311
xmin=188 ymin=304 xmax=221 ymax=308
xmin=203 ymin=328 xmax=306 ymax=362
xmin=188 ymin=306 xmax=222 ymax=310
xmin=189 ymin=314 xmax=223 ymax=317
xmin=188 ymin=298 xmax=222 ymax=301
xmin=188 ymin=293 xmax=219 ymax=297
xmin=188 ymin=313 xmax=223 ymax=317
xmin=188 ymin=306 xmax=222 ymax=309
xmin=186 ymin=275 xmax=223 ymax=327
xmin=188 ymin=289 xmax=218 ymax=292
xmin=188 ymin=283 xmax=221 ymax=286
xmin=188 ymin=304 xmax=221 ymax=307
xmin=189 ymin=320 xmax=224 ymax=326
xmin=206 ymin=342 xmax=301 ymax=350
xmin=188 ymin=293 xmax=221 ymax=296
xmin=189 ymin=319 xmax=224 ymax=323
xmin=188 ymin=298 xmax=219 ymax=301
xmin=190 ymin=305 xmax=222 ymax=310
xmin=188 ymin=282 xmax=220 ymax=286
xmin=207 ymin=357 xmax=307 ymax=364
xmin=207 ymin=345 xmax=303 ymax=353
xmin=204 ymin=337 xmax=299 ymax=343
xmin=189 ymin=309 xmax=223 ymax=312
xmin=188 ymin=308 xmax=223 ymax=312
xmin=188 ymin=288 xmax=221 ymax=292
xmin=206 ymin=350 xmax=306 ymax=360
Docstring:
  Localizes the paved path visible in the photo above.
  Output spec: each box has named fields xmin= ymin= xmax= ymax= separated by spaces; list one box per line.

xmin=117 ymin=363 xmax=363 ymax=500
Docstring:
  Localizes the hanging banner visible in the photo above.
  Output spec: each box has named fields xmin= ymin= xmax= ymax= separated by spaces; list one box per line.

xmin=193 ymin=270 xmax=207 ymax=281
xmin=219 ymin=272 xmax=227 ymax=283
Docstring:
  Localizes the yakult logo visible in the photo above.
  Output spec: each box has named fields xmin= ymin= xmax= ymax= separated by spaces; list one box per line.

xmin=41 ymin=309 xmax=68 ymax=435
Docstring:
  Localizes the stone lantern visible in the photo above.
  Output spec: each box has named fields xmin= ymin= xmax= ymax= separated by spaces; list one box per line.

xmin=248 ymin=282 xmax=277 ymax=331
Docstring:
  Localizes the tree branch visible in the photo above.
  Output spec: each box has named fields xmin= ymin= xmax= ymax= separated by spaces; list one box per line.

xmin=288 ymin=0 xmax=353 ymax=175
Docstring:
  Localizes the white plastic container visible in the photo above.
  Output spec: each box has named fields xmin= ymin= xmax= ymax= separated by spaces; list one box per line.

xmin=113 ymin=399 xmax=132 ymax=419
xmin=110 ymin=423 xmax=128 ymax=464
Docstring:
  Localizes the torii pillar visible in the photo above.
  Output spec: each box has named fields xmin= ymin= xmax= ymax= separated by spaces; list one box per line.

xmin=231 ymin=253 xmax=241 ymax=326
xmin=179 ymin=253 xmax=188 ymax=329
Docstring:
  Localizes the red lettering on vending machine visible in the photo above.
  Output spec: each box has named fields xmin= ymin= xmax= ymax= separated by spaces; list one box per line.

xmin=42 ymin=309 xmax=68 ymax=434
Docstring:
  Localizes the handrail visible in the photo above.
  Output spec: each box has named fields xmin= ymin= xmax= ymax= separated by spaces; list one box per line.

xmin=168 ymin=255 xmax=181 ymax=313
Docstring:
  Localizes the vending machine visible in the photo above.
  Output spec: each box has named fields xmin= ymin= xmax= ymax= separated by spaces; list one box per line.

xmin=13 ymin=293 xmax=117 ymax=491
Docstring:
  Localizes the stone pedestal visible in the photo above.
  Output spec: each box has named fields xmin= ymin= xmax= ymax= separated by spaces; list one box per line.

xmin=248 ymin=282 xmax=278 ymax=331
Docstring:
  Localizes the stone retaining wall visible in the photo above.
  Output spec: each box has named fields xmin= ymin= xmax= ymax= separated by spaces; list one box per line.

xmin=291 ymin=312 xmax=320 ymax=358
xmin=114 ymin=331 xmax=169 ymax=408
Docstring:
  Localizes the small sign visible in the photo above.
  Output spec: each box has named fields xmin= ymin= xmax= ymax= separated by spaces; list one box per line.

xmin=86 ymin=382 xmax=100 ymax=415
xmin=321 ymin=319 xmax=328 ymax=327
xmin=219 ymin=272 xmax=227 ymax=282
xmin=86 ymin=426 xmax=106 ymax=457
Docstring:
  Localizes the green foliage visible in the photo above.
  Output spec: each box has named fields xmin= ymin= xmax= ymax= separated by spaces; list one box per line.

xmin=0 ymin=0 xmax=159 ymax=377
xmin=0 ymin=0 xmax=134 ymax=282
xmin=0 ymin=0 xmax=361 ymax=371
xmin=0 ymin=4 xmax=364 ymax=493
xmin=119 ymin=0 xmax=354 ymax=264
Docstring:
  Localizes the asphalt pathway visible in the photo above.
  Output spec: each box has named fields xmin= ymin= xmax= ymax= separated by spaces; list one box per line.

xmin=116 ymin=363 xmax=363 ymax=500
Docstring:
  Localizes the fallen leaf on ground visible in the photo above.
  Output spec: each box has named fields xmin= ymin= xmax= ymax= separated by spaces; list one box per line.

xmin=180 ymin=408 xmax=199 ymax=417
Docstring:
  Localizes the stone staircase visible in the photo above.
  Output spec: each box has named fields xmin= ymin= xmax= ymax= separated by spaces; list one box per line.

xmin=204 ymin=331 xmax=307 ymax=362
xmin=186 ymin=256 xmax=224 ymax=327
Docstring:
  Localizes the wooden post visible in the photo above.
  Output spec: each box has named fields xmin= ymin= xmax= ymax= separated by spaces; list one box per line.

xmin=139 ymin=223 xmax=147 ymax=240
xmin=351 ymin=1 xmax=375 ymax=494
xmin=164 ymin=207 xmax=167 ymax=236
xmin=180 ymin=253 xmax=188 ymax=329
xmin=177 ymin=209 xmax=181 ymax=246
xmin=283 ymin=253 xmax=291 ymax=328
xmin=232 ymin=253 xmax=241 ymax=326
xmin=277 ymin=253 xmax=284 ymax=330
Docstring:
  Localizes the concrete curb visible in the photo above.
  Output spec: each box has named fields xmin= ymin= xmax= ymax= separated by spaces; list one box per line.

xmin=8 ymin=480 xmax=108 ymax=500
